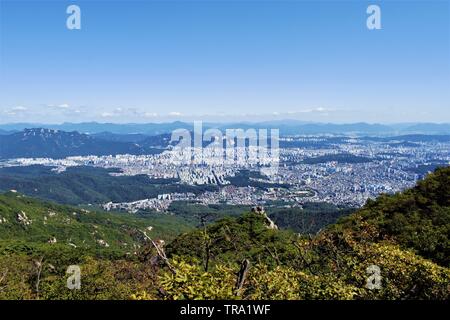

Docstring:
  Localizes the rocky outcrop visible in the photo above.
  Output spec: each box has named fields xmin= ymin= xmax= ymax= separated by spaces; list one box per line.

xmin=48 ymin=237 xmax=57 ymax=244
xmin=16 ymin=211 xmax=32 ymax=226
xmin=97 ymin=239 xmax=110 ymax=247
xmin=251 ymin=206 xmax=278 ymax=230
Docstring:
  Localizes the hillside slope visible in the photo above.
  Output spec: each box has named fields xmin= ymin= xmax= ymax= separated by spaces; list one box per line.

xmin=0 ymin=168 xmax=448 ymax=300
xmin=329 ymin=166 xmax=450 ymax=266
xmin=162 ymin=168 xmax=450 ymax=299
xmin=0 ymin=192 xmax=192 ymax=252
xmin=0 ymin=166 xmax=217 ymax=205
xmin=0 ymin=128 xmax=163 ymax=159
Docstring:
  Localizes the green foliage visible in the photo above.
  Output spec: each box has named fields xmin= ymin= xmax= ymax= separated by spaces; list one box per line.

xmin=245 ymin=264 xmax=360 ymax=300
xmin=158 ymin=258 xmax=237 ymax=300
xmin=227 ymin=170 xmax=289 ymax=189
xmin=0 ymin=192 xmax=195 ymax=300
xmin=309 ymin=228 xmax=450 ymax=300
xmin=167 ymin=213 xmax=300 ymax=268
xmin=159 ymin=168 xmax=450 ymax=300
xmin=1 ymin=167 xmax=449 ymax=300
xmin=167 ymin=201 xmax=250 ymax=226
xmin=149 ymin=260 xmax=361 ymax=300
xmin=0 ymin=254 xmax=34 ymax=299
xmin=0 ymin=254 xmax=158 ymax=300
xmin=301 ymin=153 xmax=372 ymax=164
xmin=330 ymin=166 xmax=450 ymax=266
xmin=0 ymin=192 xmax=193 ymax=253
xmin=39 ymin=256 xmax=157 ymax=300
xmin=153 ymin=228 xmax=450 ymax=300
xmin=0 ymin=165 xmax=218 ymax=205
xmin=268 ymin=202 xmax=355 ymax=235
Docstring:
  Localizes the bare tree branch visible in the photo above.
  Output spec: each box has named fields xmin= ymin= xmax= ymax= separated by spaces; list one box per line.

xmin=140 ymin=230 xmax=177 ymax=275
xmin=0 ymin=268 xmax=8 ymax=292
xmin=235 ymin=259 xmax=250 ymax=296
xmin=34 ymin=256 xmax=44 ymax=299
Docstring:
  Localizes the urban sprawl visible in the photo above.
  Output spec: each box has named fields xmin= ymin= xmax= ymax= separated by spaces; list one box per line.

xmin=1 ymin=136 xmax=448 ymax=213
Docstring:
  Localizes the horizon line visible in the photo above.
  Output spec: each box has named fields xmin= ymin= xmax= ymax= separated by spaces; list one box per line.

xmin=1 ymin=120 xmax=450 ymax=126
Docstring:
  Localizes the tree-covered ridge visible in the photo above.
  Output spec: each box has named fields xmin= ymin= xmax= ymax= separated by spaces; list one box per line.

xmin=268 ymin=203 xmax=355 ymax=235
xmin=0 ymin=168 xmax=449 ymax=299
xmin=0 ymin=191 xmax=192 ymax=251
xmin=167 ymin=168 xmax=450 ymax=269
xmin=167 ymin=213 xmax=297 ymax=268
xmin=143 ymin=211 xmax=450 ymax=300
xmin=0 ymin=128 xmax=165 ymax=159
xmin=161 ymin=168 xmax=450 ymax=299
xmin=328 ymin=166 xmax=450 ymax=266
xmin=0 ymin=166 xmax=217 ymax=205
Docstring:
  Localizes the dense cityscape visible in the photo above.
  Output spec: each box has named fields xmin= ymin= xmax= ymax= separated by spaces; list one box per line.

xmin=2 ymin=134 xmax=448 ymax=212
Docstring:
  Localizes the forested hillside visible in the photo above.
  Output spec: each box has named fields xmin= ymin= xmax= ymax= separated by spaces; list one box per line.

xmin=0 ymin=128 xmax=164 ymax=159
xmin=0 ymin=168 xmax=448 ymax=300
xmin=0 ymin=166 xmax=217 ymax=205
xmin=0 ymin=191 xmax=193 ymax=254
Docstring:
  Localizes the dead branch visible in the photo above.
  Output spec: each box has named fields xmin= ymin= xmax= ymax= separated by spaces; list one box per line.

xmin=140 ymin=230 xmax=177 ymax=275
xmin=0 ymin=268 xmax=8 ymax=292
xmin=34 ymin=256 xmax=44 ymax=298
xmin=235 ymin=259 xmax=251 ymax=296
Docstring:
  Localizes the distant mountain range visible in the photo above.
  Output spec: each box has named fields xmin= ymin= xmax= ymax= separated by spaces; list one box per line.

xmin=0 ymin=121 xmax=192 ymax=136
xmin=1 ymin=126 xmax=450 ymax=160
xmin=0 ymin=128 xmax=165 ymax=159
xmin=1 ymin=121 xmax=450 ymax=136
xmin=0 ymin=129 xmax=14 ymax=135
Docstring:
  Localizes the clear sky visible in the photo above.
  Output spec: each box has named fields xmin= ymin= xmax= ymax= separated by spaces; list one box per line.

xmin=0 ymin=0 xmax=449 ymax=123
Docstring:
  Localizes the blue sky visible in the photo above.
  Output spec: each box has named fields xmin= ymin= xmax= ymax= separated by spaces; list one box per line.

xmin=0 ymin=0 xmax=449 ymax=123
